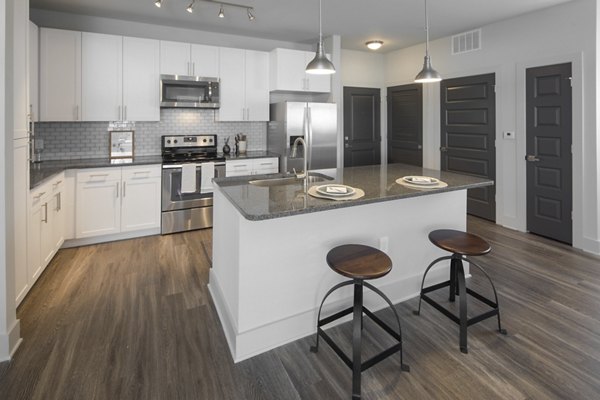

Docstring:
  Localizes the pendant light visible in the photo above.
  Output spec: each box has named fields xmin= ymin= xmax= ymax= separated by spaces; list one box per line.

xmin=414 ymin=0 xmax=442 ymax=83
xmin=306 ymin=0 xmax=335 ymax=75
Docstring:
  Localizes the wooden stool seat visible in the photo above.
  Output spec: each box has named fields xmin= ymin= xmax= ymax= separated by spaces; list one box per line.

xmin=326 ymin=244 xmax=392 ymax=280
xmin=429 ymin=229 xmax=491 ymax=256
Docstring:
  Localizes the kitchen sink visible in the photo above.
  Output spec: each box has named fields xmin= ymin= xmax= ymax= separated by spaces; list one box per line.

xmin=249 ymin=173 xmax=334 ymax=187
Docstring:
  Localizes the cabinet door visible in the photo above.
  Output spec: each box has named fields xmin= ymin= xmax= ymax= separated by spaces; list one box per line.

xmin=190 ymin=44 xmax=219 ymax=77
xmin=28 ymin=200 xmax=43 ymax=283
xmin=29 ymin=22 xmax=39 ymax=123
xmin=82 ymin=32 xmax=123 ymax=121
xmin=304 ymin=51 xmax=331 ymax=93
xmin=12 ymin=0 xmax=28 ymax=138
xmin=270 ymin=48 xmax=306 ymax=92
xmin=40 ymin=28 xmax=81 ymax=121
xmin=123 ymin=37 xmax=160 ymax=121
xmin=121 ymin=168 xmax=161 ymax=232
xmin=160 ymin=40 xmax=191 ymax=76
xmin=218 ymin=47 xmax=245 ymax=122
xmin=252 ymin=158 xmax=279 ymax=174
xmin=76 ymin=172 xmax=121 ymax=238
xmin=225 ymin=159 xmax=253 ymax=177
xmin=244 ymin=50 xmax=269 ymax=121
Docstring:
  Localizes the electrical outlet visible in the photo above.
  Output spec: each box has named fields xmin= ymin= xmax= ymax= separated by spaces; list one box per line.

xmin=379 ymin=237 xmax=389 ymax=253
xmin=503 ymin=131 xmax=515 ymax=140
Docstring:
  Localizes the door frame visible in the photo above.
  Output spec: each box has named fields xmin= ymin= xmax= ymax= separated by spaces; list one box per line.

xmin=516 ymin=53 xmax=584 ymax=250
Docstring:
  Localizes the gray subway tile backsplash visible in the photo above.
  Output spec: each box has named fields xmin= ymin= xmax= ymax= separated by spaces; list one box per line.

xmin=35 ymin=109 xmax=267 ymax=160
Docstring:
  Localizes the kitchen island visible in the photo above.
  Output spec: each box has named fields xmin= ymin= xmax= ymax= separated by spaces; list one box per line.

xmin=210 ymin=163 xmax=493 ymax=362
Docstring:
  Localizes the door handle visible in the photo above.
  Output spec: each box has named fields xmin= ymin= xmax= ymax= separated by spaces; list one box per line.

xmin=417 ymin=145 xmax=423 ymax=150
xmin=525 ymin=155 xmax=540 ymax=162
xmin=440 ymin=146 xmax=448 ymax=152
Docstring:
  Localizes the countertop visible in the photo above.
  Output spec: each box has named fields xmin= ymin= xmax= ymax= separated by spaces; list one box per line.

xmin=30 ymin=155 xmax=164 ymax=189
xmin=214 ymin=163 xmax=494 ymax=221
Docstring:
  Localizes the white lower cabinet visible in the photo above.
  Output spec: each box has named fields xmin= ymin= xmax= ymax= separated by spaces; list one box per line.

xmin=27 ymin=174 xmax=65 ymax=291
xmin=76 ymin=165 xmax=161 ymax=239
xmin=226 ymin=157 xmax=278 ymax=177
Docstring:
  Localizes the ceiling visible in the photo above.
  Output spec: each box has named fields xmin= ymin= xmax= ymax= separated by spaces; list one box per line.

xmin=30 ymin=0 xmax=575 ymax=52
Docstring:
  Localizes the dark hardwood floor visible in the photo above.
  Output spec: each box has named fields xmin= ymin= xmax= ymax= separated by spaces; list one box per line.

xmin=1 ymin=217 xmax=600 ymax=399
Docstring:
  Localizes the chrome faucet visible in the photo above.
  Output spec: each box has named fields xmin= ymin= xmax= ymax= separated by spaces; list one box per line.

xmin=291 ymin=137 xmax=308 ymax=191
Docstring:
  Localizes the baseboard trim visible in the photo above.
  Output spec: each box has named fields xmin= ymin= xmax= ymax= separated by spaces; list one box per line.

xmin=62 ymin=228 xmax=160 ymax=248
xmin=0 ymin=319 xmax=21 ymax=362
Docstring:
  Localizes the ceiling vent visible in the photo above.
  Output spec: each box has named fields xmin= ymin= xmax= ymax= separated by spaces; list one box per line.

xmin=451 ymin=29 xmax=481 ymax=55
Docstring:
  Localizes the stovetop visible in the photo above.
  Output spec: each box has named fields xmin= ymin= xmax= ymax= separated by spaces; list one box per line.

xmin=161 ymin=153 xmax=225 ymax=164
xmin=161 ymin=134 xmax=223 ymax=164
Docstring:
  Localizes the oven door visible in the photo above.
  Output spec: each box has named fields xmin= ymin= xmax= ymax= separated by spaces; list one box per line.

xmin=161 ymin=162 xmax=225 ymax=212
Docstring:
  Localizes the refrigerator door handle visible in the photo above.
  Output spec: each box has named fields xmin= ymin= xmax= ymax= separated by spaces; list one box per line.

xmin=306 ymin=106 xmax=313 ymax=169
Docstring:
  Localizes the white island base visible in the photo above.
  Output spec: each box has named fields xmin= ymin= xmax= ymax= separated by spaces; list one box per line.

xmin=209 ymin=188 xmax=467 ymax=362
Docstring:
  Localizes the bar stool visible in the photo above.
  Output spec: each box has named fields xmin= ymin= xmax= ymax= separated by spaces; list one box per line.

xmin=311 ymin=244 xmax=410 ymax=399
xmin=414 ymin=229 xmax=507 ymax=353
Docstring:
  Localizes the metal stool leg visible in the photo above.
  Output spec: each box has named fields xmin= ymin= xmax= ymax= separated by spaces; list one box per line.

xmin=413 ymin=255 xmax=453 ymax=316
xmin=464 ymin=257 xmax=508 ymax=335
xmin=449 ymin=257 xmax=458 ymax=302
xmin=456 ymin=259 xmax=468 ymax=353
xmin=364 ymin=281 xmax=410 ymax=372
xmin=311 ymin=280 xmax=354 ymax=353
xmin=351 ymin=280 xmax=363 ymax=399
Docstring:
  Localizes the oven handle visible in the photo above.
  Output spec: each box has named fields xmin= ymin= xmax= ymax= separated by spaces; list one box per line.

xmin=162 ymin=162 xmax=225 ymax=169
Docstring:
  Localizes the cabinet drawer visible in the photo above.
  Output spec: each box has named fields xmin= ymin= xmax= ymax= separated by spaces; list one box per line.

xmin=77 ymin=168 xmax=121 ymax=183
xmin=253 ymin=158 xmax=278 ymax=171
xmin=122 ymin=164 xmax=161 ymax=180
xmin=226 ymin=160 xmax=253 ymax=175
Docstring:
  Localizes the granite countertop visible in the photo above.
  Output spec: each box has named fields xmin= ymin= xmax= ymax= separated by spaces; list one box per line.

xmin=220 ymin=151 xmax=280 ymax=160
xmin=214 ymin=163 xmax=494 ymax=221
xmin=30 ymin=155 xmax=164 ymax=189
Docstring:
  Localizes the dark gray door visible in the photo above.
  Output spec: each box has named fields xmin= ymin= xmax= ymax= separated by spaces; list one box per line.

xmin=441 ymin=73 xmax=496 ymax=221
xmin=526 ymin=63 xmax=572 ymax=244
xmin=343 ymin=87 xmax=381 ymax=167
xmin=387 ymin=84 xmax=423 ymax=166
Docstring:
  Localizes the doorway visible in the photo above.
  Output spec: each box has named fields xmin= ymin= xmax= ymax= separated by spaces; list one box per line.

xmin=387 ymin=84 xmax=423 ymax=166
xmin=440 ymin=73 xmax=496 ymax=221
xmin=526 ymin=63 xmax=572 ymax=244
xmin=343 ymin=87 xmax=381 ymax=167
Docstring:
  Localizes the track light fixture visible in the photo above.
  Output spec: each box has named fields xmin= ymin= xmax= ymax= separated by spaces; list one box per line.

xmin=153 ymin=0 xmax=255 ymax=21
xmin=186 ymin=1 xmax=195 ymax=13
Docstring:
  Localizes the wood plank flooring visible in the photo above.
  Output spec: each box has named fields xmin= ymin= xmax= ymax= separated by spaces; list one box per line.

xmin=1 ymin=217 xmax=600 ymax=399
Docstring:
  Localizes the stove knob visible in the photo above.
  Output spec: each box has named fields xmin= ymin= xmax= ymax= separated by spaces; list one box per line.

xmin=174 ymin=139 xmax=178 ymax=144
xmin=209 ymin=138 xmax=213 ymax=143
xmin=203 ymin=139 xmax=207 ymax=143
xmin=166 ymin=140 xmax=171 ymax=144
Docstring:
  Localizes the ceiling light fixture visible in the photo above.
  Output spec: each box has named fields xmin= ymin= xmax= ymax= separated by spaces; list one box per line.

xmin=414 ymin=0 xmax=442 ymax=83
xmin=366 ymin=40 xmax=383 ymax=50
xmin=153 ymin=0 xmax=255 ymax=21
xmin=306 ymin=0 xmax=335 ymax=75
xmin=186 ymin=0 xmax=195 ymax=13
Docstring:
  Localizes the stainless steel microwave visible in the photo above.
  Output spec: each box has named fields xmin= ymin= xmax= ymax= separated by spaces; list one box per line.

xmin=160 ymin=75 xmax=220 ymax=109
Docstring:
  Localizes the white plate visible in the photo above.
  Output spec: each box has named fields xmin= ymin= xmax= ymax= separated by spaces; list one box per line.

xmin=316 ymin=184 xmax=356 ymax=197
xmin=402 ymin=176 xmax=439 ymax=186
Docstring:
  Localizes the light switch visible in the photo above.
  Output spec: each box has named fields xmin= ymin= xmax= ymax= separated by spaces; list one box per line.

xmin=503 ymin=131 xmax=515 ymax=140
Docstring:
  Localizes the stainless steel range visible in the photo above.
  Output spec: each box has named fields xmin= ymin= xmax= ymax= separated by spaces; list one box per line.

xmin=161 ymin=134 xmax=225 ymax=234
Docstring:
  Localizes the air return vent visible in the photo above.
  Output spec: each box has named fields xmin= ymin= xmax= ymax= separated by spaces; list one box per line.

xmin=451 ymin=29 xmax=481 ymax=55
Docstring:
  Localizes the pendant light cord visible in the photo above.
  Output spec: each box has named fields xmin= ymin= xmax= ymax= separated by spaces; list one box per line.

xmin=424 ymin=0 xmax=430 ymax=57
xmin=319 ymin=0 xmax=323 ymax=42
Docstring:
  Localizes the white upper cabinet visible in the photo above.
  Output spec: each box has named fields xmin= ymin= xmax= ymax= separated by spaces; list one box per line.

xmin=29 ymin=22 xmax=39 ymax=123
xmin=82 ymin=32 xmax=123 ymax=122
xmin=160 ymin=41 xmax=220 ymax=77
xmin=190 ymin=44 xmax=219 ymax=77
xmin=123 ymin=37 xmax=160 ymax=122
xmin=269 ymin=48 xmax=331 ymax=93
xmin=40 ymin=28 xmax=82 ymax=121
xmin=218 ymin=48 xmax=269 ymax=122
xmin=160 ymin=40 xmax=191 ymax=76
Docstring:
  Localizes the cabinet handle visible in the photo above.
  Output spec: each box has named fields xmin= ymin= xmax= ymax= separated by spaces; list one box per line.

xmin=42 ymin=203 xmax=48 ymax=223
xmin=122 ymin=181 xmax=126 ymax=197
xmin=55 ymin=192 xmax=61 ymax=211
xmin=116 ymin=181 xmax=119 ymax=198
xmin=74 ymin=105 xmax=79 ymax=121
xmin=53 ymin=180 xmax=63 ymax=188
xmin=34 ymin=191 xmax=46 ymax=200
xmin=192 ymin=62 xmax=196 ymax=76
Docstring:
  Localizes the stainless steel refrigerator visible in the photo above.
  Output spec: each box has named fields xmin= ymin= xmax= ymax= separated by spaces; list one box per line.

xmin=268 ymin=102 xmax=337 ymax=175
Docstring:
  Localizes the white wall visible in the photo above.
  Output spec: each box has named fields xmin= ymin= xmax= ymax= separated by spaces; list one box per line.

xmin=30 ymin=9 xmax=312 ymax=52
xmin=340 ymin=49 xmax=387 ymax=162
xmin=384 ymin=0 xmax=599 ymax=254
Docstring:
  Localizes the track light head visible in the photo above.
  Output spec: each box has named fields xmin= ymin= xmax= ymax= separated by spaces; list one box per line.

xmin=154 ymin=0 xmax=162 ymax=8
xmin=186 ymin=1 xmax=194 ymax=13
xmin=218 ymin=5 xmax=225 ymax=18
xmin=247 ymin=8 xmax=255 ymax=21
